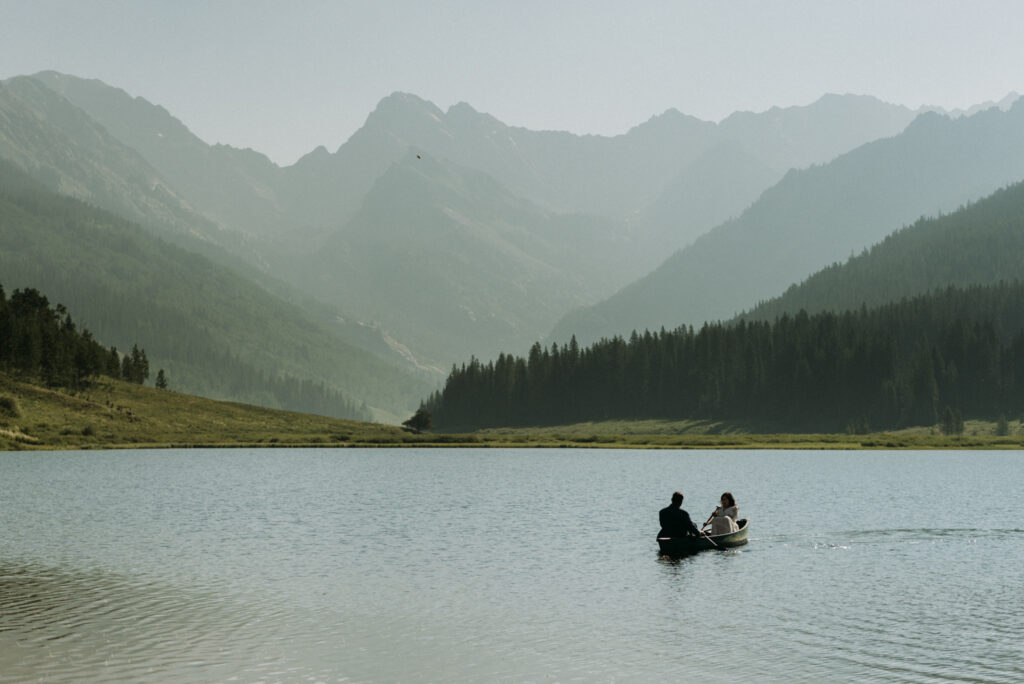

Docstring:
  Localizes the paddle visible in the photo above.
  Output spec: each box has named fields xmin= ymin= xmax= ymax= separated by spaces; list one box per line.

xmin=701 ymin=509 xmax=721 ymax=548
xmin=702 ymin=510 xmax=717 ymax=529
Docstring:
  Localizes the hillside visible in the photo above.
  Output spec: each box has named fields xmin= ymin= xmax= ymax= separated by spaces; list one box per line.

xmin=0 ymin=372 xmax=406 ymax=449
xmin=744 ymin=180 xmax=1024 ymax=321
xmin=550 ymin=101 xmax=1024 ymax=346
xmin=0 ymin=159 xmax=432 ymax=416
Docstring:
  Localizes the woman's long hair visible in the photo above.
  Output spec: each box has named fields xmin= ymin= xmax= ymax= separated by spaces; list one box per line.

xmin=721 ymin=491 xmax=736 ymax=508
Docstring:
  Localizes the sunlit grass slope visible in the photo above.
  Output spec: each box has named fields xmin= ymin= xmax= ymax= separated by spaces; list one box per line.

xmin=0 ymin=374 xmax=406 ymax=449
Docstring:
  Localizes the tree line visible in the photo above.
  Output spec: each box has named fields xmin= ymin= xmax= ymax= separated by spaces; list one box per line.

xmin=0 ymin=285 xmax=149 ymax=388
xmin=0 ymin=283 xmax=370 ymax=421
xmin=198 ymin=347 xmax=371 ymax=421
xmin=425 ymin=281 xmax=1024 ymax=432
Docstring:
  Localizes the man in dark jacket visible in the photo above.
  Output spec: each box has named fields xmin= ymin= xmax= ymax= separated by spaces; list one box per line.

xmin=658 ymin=491 xmax=700 ymax=538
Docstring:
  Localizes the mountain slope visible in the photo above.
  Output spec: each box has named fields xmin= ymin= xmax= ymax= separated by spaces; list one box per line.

xmin=550 ymin=101 xmax=1024 ymax=345
xmin=3 ymin=74 xmax=435 ymax=389
xmin=0 ymin=158 xmax=431 ymax=416
xmin=632 ymin=94 xmax=923 ymax=260
xmin=299 ymin=152 xmax=637 ymax=363
xmin=31 ymin=70 xmax=288 ymax=238
xmin=0 ymin=76 xmax=236 ymax=245
xmin=744 ymin=180 xmax=1024 ymax=321
xmin=633 ymin=141 xmax=781 ymax=259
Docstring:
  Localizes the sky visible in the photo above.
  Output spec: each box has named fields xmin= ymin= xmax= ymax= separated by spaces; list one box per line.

xmin=2 ymin=0 xmax=1022 ymax=166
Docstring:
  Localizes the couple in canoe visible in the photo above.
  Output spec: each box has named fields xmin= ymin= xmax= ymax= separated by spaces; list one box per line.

xmin=658 ymin=490 xmax=739 ymax=539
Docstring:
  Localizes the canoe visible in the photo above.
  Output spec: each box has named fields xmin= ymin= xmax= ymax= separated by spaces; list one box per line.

xmin=657 ymin=518 xmax=750 ymax=556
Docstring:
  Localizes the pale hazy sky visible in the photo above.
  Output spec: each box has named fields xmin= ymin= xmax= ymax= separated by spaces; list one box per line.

xmin=2 ymin=0 xmax=1022 ymax=165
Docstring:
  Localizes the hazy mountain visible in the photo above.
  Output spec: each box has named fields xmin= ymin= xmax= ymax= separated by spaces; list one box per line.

xmin=945 ymin=92 xmax=1020 ymax=118
xmin=288 ymin=91 xmax=922 ymax=362
xmin=15 ymin=72 xmax=935 ymax=372
xmin=2 ymin=74 xmax=435 ymax=386
xmin=298 ymin=152 xmax=637 ymax=363
xmin=290 ymin=91 xmax=919 ymax=234
xmin=0 ymin=157 xmax=432 ymax=417
xmin=24 ymin=73 xmax=925 ymax=255
xmin=550 ymin=102 xmax=1024 ymax=346
xmin=32 ymin=71 xmax=288 ymax=238
xmin=633 ymin=141 xmax=780 ymax=263
xmin=717 ymin=93 xmax=923 ymax=171
xmin=743 ymin=179 xmax=1024 ymax=321
xmin=0 ymin=74 xmax=292 ymax=285
xmin=630 ymin=94 xmax=925 ymax=261
xmin=0 ymin=76 xmax=221 ymax=241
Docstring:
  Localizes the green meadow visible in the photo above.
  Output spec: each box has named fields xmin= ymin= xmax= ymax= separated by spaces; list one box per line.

xmin=1 ymin=372 xmax=1022 ymax=451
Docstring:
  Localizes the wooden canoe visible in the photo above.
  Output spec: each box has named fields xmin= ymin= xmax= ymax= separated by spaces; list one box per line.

xmin=657 ymin=518 xmax=750 ymax=556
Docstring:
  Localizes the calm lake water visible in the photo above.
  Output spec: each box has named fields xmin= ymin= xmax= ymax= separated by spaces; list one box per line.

xmin=1 ymin=448 xmax=1022 ymax=683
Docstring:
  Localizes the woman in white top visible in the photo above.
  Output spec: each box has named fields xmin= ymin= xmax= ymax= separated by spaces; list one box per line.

xmin=709 ymin=491 xmax=739 ymax=535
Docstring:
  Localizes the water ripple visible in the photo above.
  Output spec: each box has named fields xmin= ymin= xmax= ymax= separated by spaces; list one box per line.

xmin=1 ymin=448 xmax=1023 ymax=682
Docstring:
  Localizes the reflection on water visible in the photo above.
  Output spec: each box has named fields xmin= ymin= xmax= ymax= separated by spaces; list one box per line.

xmin=0 ymin=448 xmax=1023 ymax=682
xmin=0 ymin=562 xmax=295 ymax=682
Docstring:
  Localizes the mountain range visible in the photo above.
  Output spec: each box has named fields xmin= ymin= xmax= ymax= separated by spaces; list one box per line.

xmin=550 ymin=99 xmax=1024 ymax=346
xmin=16 ymin=74 xmax=928 ymax=362
xmin=2 ymin=69 xmax=1021 ymax=419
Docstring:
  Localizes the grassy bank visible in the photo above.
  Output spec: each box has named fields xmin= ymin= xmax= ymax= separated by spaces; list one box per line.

xmin=1 ymin=373 xmax=1022 ymax=450
xmin=476 ymin=418 xmax=1024 ymax=449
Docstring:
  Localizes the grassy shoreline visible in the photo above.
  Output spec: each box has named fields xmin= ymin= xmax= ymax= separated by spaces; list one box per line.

xmin=1 ymin=374 xmax=1022 ymax=451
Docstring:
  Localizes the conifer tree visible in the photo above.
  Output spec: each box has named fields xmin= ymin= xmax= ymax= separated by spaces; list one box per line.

xmin=402 ymin=407 xmax=433 ymax=433
xmin=996 ymin=414 xmax=1009 ymax=436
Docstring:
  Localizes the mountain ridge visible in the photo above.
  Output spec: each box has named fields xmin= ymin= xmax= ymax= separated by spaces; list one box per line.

xmin=741 ymin=179 xmax=1024 ymax=322
xmin=12 ymin=71 xmax=976 ymax=374
xmin=549 ymin=100 xmax=1024 ymax=346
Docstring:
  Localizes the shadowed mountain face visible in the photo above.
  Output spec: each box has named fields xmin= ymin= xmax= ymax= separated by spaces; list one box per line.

xmin=549 ymin=101 xmax=1024 ymax=347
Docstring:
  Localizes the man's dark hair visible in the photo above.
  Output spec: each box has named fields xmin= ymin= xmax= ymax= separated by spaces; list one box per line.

xmin=671 ymin=491 xmax=684 ymax=504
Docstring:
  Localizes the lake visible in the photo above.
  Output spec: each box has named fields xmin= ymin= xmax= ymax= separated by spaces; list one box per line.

xmin=1 ymin=448 xmax=1022 ymax=682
